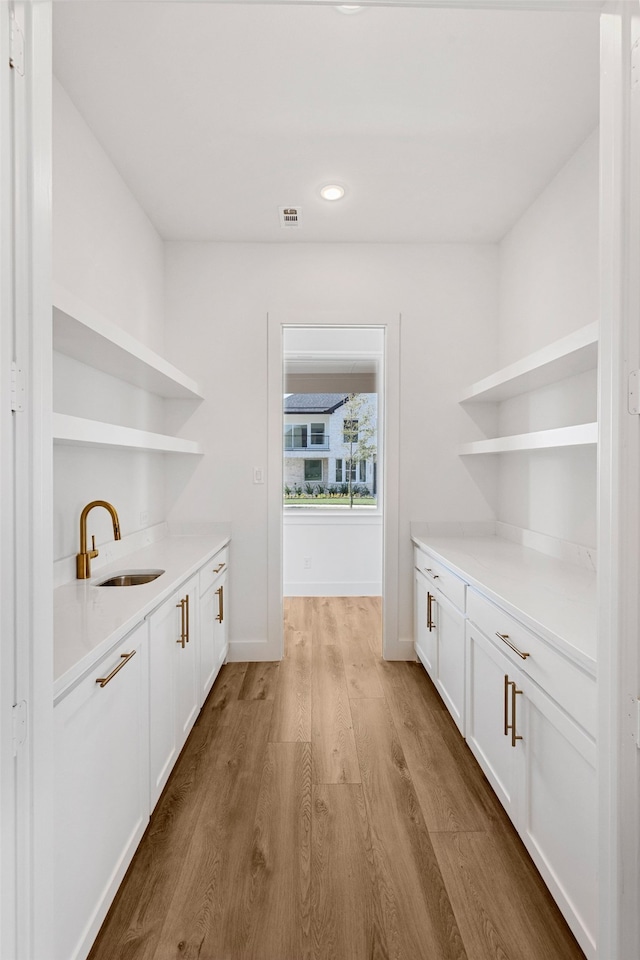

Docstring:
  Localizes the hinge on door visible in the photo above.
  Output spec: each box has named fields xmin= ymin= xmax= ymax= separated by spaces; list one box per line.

xmin=12 ymin=701 xmax=27 ymax=756
xmin=628 ymin=370 xmax=640 ymax=414
xmin=10 ymin=361 xmax=25 ymax=412
xmin=9 ymin=12 xmax=25 ymax=76
xmin=633 ymin=38 xmax=640 ymax=90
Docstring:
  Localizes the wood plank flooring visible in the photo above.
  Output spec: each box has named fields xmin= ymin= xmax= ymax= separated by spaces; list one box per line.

xmin=88 ymin=597 xmax=585 ymax=960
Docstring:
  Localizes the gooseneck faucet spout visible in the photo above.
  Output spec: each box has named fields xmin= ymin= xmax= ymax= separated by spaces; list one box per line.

xmin=76 ymin=500 xmax=121 ymax=579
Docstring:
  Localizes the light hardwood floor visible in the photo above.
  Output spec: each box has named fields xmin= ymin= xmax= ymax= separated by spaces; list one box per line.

xmin=88 ymin=596 xmax=585 ymax=960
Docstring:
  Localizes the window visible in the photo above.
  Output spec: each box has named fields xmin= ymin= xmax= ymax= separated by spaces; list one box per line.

xmin=284 ymin=424 xmax=307 ymax=450
xmin=304 ymin=460 xmax=322 ymax=482
xmin=343 ymin=418 xmax=359 ymax=443
xmin=359 ymin=460 xmax=366 ymax=482
xmin=335 ymin=459 xmax=355 ymax=482
xmin=336 ymin=460 xmax=356 ymax=483
xmin=310 ymin=423 xmax=326 ymax=446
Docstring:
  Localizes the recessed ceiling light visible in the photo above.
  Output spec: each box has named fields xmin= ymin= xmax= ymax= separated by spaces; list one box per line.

xmin=320 ymin=184 xmax=345 ymax=201
xmin=336 ymin=5 xmax=364 ymax=14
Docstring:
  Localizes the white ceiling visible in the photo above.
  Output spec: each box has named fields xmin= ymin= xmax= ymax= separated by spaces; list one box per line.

xmin=52 ymin=1 xmax=600 ymax=243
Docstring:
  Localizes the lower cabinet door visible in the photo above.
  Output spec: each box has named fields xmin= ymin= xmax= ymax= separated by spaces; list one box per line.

xmin=414 ymin=568 xmax=437 ymax=680
xmin=433 ymin=589 xmax=465 ymax=734
xmin=520 ymin=681 xmax=597 ymax=960
xmin=54 ymin=623 xmax=149 ymax=960
xmin=199 ymin=569 xmax=229 ymax=702
xmin=465 ymin=621 xmax=523 ymax=823
xmin=148 ymin=575 xmax=199 ymax=809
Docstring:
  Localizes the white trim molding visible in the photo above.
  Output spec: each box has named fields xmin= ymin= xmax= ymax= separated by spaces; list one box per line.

xmin=598 ymin=4 xmax=640 ymax=960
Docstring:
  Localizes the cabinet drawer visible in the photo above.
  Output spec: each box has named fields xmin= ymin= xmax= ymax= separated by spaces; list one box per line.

xmin=467 ymin=589 xmax=596 ymax=738
xmin=199 ymin=546 xmax=229 ymax=596
xmin=414 ymin=547 xmax=466 ymax=612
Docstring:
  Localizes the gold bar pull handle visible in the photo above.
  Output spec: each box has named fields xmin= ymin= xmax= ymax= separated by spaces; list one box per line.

xmin=96 ymin=650 xmax=136 ymax=687
xmin=504 ymin=674 xmax=510 ymax=737
xmin=185 ymin=594 xmax=190 ymax=643
xmin=511 ymin=682 xmax=523 ymax=748
xmin=424 ymin=568 xmax=440 ymax=578
xmin=496 ymin=632 xmax=530 ymax=660
xmin=216 ymin=585 xmax=224 ymax=623
xmin=427 ymin=592 xmax=435 ymax=632
xmin=176 ymin=598 xmax=186 ymax=647
xmin=213 ymin=562 xmax=226 ymax=574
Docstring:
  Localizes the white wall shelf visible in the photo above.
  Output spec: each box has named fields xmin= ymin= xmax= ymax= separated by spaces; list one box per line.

xmin=53 ymin=284 xmax=204 ymax=401
xmin=459 ymin=323 xmax=598 ymax=404
xmin=458 ymin=422 xmax=598 ymax=456
xmin=53 ymin=414 xmax=203 ymax=455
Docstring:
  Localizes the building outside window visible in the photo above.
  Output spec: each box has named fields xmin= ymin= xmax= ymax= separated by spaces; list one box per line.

xmin=283 ymin=393 xmax=377 ymax=508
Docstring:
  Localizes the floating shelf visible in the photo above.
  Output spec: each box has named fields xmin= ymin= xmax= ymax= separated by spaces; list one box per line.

xmin=52 ymin=285 xmax=204 ymax=401
xmin=458 ymin=422 xmax=598 ymax=455
xmin=460 ymin=323 xmax=598 ymax=404
xmin=53 ymin=414 xmax=203 ymax=455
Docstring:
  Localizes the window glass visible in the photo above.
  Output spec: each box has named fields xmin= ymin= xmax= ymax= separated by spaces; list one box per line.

xmin=343 ymin=418 xmax=359 ymax=443
xmin=304 ymin=460 xmax=322 ymax=481
xmin=310 ymin=423 xmax=325 ymax=445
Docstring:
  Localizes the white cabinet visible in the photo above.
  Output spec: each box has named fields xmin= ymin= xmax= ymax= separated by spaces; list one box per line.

xmin=199 ymin=546 xmax=229 ymax=702
xmin=466 ymin=597 xmax=597 ymax=959
xmin=466 ymin=620 xmax=523 ymax=820
xmin=54 ymin=622 xmax=149 ymax=960
xmin=433 ymin=588 xmax=466 ymax=734
xmin=414 ymin=567 xmax=437 ymax=679
xmin=148 ymin=574 xmax=199 ymax=808
xmin=413 ymin=547 xmax=466 ymax=733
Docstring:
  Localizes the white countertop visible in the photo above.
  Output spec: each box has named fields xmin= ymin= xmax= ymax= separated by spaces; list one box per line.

xmin=412 ymin=533 xmax=597 ymax=675
xmin=54 ymin=532 xmax=229 ymax=699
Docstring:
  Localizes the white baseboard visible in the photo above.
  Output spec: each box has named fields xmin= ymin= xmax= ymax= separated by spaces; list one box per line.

xmin=227 ymin=639 xmax=280 ymax=662
xmin=284 ymin=581 xmax=382 ymax=597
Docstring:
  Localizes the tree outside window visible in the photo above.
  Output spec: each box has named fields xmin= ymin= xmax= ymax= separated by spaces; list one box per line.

xmin=339 ymin=394 xmax=377 ymax=507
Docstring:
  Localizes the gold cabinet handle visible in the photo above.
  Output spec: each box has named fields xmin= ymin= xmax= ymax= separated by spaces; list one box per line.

xmin=176 ymin=597 xmax=187 ymax=647
xmin=511 ymin=681 xmax=523 ymax=748
xmin=496 ymin=632 xmax=530 ymax=660
xmin=427 ymin=592 xmax=436 ymax=632
xmin=185 ymin=594 xmax=190 ymax=643
xmin=504 ymin=674 xmax=510 ymax=737
xmin=504 ymin=675 xmax=523 ymax=747
xmin=424 ymin=568 xmax=440 ymax=578
xmin=96 ymin=650 xmax=136 ymax=687
xmin=216 ymin=585 xmax=224 ymax=623
xmin=213 ymin=562 xmax=226 ymax=574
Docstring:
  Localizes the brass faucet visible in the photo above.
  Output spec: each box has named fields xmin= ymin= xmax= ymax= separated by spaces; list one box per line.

xmin=76 ymin=500 xmax=121 ymax=579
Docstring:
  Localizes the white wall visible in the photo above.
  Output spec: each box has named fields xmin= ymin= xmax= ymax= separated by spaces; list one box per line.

xmin=164 ymin=242 xmax=499 ymax=651
xmin=53 ymin=78 xmax=165 ymax=351
xmin=284 ymin=515 xmax=382 ymax=596
xmin=53 ymin=79 xmax=168 ymax=564
xmin=495 ymin=130 xmax=599 ymax=548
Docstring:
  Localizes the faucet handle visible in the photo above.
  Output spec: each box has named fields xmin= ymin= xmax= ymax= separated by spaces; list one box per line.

xmin=90 ymin=534 xmax=99 ymax=559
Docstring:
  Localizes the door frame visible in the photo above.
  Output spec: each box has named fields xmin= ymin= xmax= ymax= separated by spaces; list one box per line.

xmin=2 ymin=3 xmax=53 ymax=959
xmin=267 ymin=312 xmax=402 ymax=661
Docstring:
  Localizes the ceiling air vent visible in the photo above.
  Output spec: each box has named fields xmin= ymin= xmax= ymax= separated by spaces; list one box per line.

xmin=279 ymin=206 xmax=302 ymax=228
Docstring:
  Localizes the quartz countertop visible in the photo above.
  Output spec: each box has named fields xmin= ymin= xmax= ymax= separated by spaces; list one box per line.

xmin=54 ymin=532 xmax=230 ymax=700
xmin=412 ymin=533 xmax=597 ymax=675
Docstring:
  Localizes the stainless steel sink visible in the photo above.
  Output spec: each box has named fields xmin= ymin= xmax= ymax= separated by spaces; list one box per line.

xmin=95 ymin=569 xmax=164 ymax=587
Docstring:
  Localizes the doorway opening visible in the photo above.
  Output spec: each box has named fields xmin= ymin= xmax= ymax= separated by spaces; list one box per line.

xmin=267 ymin=314 xmax=400 ymax=663
xmin=282 ymin=326 xmax=383 ymax=604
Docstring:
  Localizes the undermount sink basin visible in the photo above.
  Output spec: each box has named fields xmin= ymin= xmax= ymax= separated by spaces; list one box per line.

xmin=95 ymin=569 xmax=165 ymax=587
